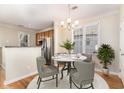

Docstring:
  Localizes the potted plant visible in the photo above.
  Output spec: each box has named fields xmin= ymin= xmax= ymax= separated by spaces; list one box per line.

xmin=97 ymin=44 xmax=115 ymax=74
xmin=60 ymin=39 xmax=75 ymax=54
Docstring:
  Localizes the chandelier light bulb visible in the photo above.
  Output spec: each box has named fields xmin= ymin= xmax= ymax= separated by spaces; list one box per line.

xmin=60 ymin=21 xmax=65 ymax=26
xmin=74 ymin=20 xmax=79 ymax=25
xmin=67 ymin=18 xmax=71 ymax=23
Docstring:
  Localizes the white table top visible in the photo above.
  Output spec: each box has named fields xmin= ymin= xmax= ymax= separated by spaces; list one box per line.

xmin=52 ymin=54 xmax=87 ymax=62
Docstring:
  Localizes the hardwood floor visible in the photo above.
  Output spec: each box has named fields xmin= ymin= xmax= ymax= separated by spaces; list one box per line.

xmin=96 ymin=71 xmax=124 ymax=89
xmin=0 ymin=66 xmax=124 ymax=89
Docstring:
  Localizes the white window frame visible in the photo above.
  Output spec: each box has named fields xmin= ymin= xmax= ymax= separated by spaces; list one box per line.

xmin=72 ymin=21 xmax=100 ymax=53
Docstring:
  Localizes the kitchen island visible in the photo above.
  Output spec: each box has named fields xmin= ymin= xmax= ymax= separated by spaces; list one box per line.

xmin=1 ymin=46 xmax=41 ymax=85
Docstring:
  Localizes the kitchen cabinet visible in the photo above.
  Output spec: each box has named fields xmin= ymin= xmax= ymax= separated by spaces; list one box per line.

xmin=36 ymin=30 xmax=54 ymax=46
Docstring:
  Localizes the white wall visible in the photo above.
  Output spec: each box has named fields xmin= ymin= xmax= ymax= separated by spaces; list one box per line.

xmin=0 ymin=23 xmax=36 ymax=47
xmin=119 ymin=5 xmax=124 ymax=84
xmin=54 ymin=11 xmax=120 ymax=73
xmin=100 ymin=12 xmax=120 ymax=72
xmin=54 ymin=22 xmax=72 ymax=53
xmin=0 ymin=47 xmax=2 ymax=66
xmin=3 ymin=47 xmax=41 ymax=84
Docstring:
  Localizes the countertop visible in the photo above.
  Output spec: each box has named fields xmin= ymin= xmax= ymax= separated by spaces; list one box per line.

xmin=4 ymin=46 xmax=41 ymax=48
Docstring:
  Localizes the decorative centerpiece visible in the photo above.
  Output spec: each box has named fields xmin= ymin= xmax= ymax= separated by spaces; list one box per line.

xmin=97 ymin=44 xmax=115 ymax=74
xmin=60 ymin=39 xmax=75 ymax=54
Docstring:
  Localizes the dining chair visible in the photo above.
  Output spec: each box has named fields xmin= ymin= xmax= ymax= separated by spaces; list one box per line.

xmin=36 ymin=56 xmax=59 ymax=89
xmin=70 ymin=61 xmax=95 ymax=89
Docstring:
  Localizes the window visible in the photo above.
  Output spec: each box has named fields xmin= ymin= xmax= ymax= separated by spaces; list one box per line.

xmin=73 ymin=28 xmax=83 ymax=53
xmin=18 ymin=32 xmax=30 ymax=47
xmin=73 ymin=22 xmax=100 ymax=54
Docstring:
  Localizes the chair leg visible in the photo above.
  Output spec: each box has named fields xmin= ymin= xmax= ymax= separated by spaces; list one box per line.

xmin=70 ymin=76 xmax=72 ymax=89
xmin=56 ymin=74 xmax=58 ymax=87
xmin=37 ymin=76 xmax=40 ymax=84
xmin=80 ymin=84 xmax=82 ymax=89
xmin=91 ymin=83 xmax=94 ymax=89
xmin=52 ymin=75 xmax=54 ymax=79
xmin=37 ymin=78 xmax=42 ymax=89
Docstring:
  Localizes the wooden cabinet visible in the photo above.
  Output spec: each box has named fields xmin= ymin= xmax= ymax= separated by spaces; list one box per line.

xmin=36 ymin=30 xmax=54 ymax=46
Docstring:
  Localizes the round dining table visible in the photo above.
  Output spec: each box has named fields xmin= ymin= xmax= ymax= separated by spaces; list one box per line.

xmin=52 ymin=54 xmax=87 ymax=79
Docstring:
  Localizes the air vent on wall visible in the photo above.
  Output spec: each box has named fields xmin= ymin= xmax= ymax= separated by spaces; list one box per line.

xmin=71 ymin=6 xmax=78 ymax=10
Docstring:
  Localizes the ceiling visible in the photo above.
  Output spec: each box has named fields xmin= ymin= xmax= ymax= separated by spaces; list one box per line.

xmin=0 ymin=4 xmax=120 ymax=31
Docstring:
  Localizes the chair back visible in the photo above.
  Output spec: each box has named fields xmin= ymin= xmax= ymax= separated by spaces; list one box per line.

xmin=74 ymin=61 xmax=95 ymax=82
xmin=36 ymin=56 xmax=46 ymax=76
xmin=82 ymin=53 xmax=92 ymax=62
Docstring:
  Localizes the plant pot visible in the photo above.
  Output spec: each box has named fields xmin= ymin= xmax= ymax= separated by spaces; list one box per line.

xmin=68 ymin=50 xmax=71 ymax=54
xmin=102 ymin=68 xmax=109 ymax=75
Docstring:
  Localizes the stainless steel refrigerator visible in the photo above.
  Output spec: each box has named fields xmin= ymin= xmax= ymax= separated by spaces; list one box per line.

xmin=40 ymin=37 xmax=54 ymax=65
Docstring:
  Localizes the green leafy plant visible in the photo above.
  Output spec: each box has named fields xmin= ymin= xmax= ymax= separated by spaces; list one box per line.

xmin=97 ymin=44 xmax=115 ymax=69
xmin=60 ymin=39 xmax=75 ymax=54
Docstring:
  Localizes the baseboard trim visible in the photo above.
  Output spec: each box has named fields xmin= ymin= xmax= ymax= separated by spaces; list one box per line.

xmin=95 ymin=68 xmax=119 ymax=76
xmin=0 ymin=64 xmax=5 ymax=70
xmin=4 ymin=71 xmax=38 ymax=85
xmin=121 ymin=77 xmax=124 ymax=85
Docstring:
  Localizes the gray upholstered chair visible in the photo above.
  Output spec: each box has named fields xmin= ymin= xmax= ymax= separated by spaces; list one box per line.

xmin=70 ymin=61 xmax=95 ymax=89
xmin=36 ymin=56 xmax=59 ymax=89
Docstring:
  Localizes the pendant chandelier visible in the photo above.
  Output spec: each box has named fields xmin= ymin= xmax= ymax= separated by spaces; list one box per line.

xmin=60 ymin=4 xmax=79 ymax=31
